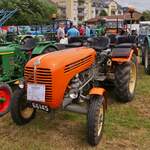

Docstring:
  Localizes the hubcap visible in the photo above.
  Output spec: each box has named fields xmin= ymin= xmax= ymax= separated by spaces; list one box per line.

xmin=21 ymin=107 xmax=34 ymax=119
xmin=129 ymin=63 xmax=136 ymax=94
xmin=145 ymin=46 xmax=148 ymax=69
xmin=0 ymin=89 xmax=11 ymax=113
xmin=97 ymin=105 xmax=104 ymax=136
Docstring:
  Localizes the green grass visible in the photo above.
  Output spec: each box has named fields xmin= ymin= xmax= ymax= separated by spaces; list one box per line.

xmin=104 ymin=105 xmax=150 ymax=139
xmin=0 ymin=65 xmax=150 ymax=150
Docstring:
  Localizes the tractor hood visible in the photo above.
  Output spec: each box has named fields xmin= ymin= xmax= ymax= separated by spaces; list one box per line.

xmin=0 ymin=44 xmax=19 ymax=54
xmin=25 ymin=47 xmax=96 ymax=70
xmin=25 ymin=47 xmax=96 ymax=109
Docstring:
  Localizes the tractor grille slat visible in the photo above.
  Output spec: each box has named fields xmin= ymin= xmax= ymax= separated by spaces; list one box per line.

xmin=25 ymin=67 xmax=52 ymax=102
xmin=64 ymin=55 xmax=92 ymax=73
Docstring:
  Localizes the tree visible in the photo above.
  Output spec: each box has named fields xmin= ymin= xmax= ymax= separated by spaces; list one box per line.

xmin=142 ymin=10 xmax=150 ymax=21
xmin=0 ymin=0 xmax=57 ymax=25
xmin=100 ymin=10 xmax=108 ymax=16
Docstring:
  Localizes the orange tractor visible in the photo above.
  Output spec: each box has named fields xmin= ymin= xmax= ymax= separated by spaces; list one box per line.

xmin=10 ymin=36 xmax=138 ymax=146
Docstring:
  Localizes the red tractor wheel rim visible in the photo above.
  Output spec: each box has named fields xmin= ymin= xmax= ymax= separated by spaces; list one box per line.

xmin=0 ymin=88 xmax=11 ymax=113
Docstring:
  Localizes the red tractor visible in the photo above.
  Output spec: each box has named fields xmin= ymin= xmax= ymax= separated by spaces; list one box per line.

xmin=10 ymin=36 xmax=138 ymax=146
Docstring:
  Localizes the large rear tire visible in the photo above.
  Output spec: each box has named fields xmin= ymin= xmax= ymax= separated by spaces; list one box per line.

xmin=87 ymin=96 xmax=105 ymax=146
xmin=10 ymin=88 xmax=36 ymax=125
xmin=144 ymin=41 xmax=150 ymax=74
xmin=0 ymin=83 xmax=12 ymax=117
xmin=114 ymin=54 xmax=137 ymax=102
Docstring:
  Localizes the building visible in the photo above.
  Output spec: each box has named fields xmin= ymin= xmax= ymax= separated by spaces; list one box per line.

xmin=86 ymin=11 xmax=142 ymax=25
xmin=103 ymin=0 xmax=123 ymax=16
xmin=50 ymin=0 xmax=93 ymax=25
xmin=91 ymin=0 xmax=123 ymax=17
xmin=50 ymin=0 xmax=124 ymax=24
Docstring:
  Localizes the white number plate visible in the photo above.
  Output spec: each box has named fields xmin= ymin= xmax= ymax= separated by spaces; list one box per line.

xmin=27 ymin=83 xmax=45 ymax=102
xmin=32 ymin=103 xmax=49 ymax=112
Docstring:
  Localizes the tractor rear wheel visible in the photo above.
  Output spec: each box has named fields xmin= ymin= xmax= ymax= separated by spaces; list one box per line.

xmin=114 ymin=54 xmax=137 ymax=102
xmin=10 ymin=88 xmax=36 ymax=125
xmin=144 ymin=41 xmax=150 ymax=74
xmin=87 ymin=96 xmax=105 ymax=146
xmin=42 ymin=47 xmax=57 ymax=54
xmin=0 ymin=83 xmax=12 ymax=117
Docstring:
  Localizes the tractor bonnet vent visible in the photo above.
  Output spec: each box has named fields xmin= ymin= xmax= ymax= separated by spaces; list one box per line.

xmin=64 ymin=55 xmax=92 ymax=73
xmin=24 ymin=67 xmax=52 ymax=102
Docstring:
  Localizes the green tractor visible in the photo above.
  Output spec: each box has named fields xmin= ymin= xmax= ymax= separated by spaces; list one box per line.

xmin=139 ymin=21 xmax=150 ymax=74
xmin=143 ymin=37 xmax=150 ymax=74
xmin=95 ymin=19 xmax=106 ymax=36
xmin=0 ymin=38 xmax=57 ymax=117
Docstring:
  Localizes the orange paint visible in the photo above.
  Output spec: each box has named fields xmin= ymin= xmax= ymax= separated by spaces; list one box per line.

xmin=25 ymin=47 xmax=96 ymax=109
xmin=112 ymin=50 xmax=134 ymax=63
xmin=89 ymin=87 xmax=106 ymax=96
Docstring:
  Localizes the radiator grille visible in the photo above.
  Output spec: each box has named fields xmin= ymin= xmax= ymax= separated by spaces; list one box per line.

xmin=64 ymin=55 xmax=92 ymax=73
xmin=24 ymin=67 xmax=52 ymax=102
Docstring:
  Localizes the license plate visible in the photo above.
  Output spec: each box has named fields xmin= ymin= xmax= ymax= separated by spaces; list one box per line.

xmin=27 ymin=83 xmax=45 ymax=102
xmin=32 ymin=103 xmax=49 ymax=112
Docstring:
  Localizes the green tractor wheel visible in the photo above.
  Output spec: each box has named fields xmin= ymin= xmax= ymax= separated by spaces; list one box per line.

xmin=0 ymin=83 xmax=12 ymax=117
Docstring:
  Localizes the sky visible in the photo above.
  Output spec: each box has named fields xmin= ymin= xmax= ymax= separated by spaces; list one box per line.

xmin=117 ymin=0 xmax=150 ymax=12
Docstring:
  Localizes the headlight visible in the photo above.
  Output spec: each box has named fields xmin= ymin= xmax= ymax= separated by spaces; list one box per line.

xmin=19 ymin=80 xmax=25 ymax=89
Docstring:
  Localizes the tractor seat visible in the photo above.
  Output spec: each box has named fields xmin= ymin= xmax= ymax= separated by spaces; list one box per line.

xmin=116 ymin=35 xmax=137 ymax=44
xmin=20 ymin=38 xmax=37 ymax=51
xmin=65 ymin=42 xmax=82 ymax=48
xmin=115 ymin=43 xmax=137 ymax=49
xmin=55 ymin=42 xmax=82 ymax=50
xmin=55 ymin=43 xmax=66 ymax=50
xmin=87 ymin=36 xmax=110 ymax=51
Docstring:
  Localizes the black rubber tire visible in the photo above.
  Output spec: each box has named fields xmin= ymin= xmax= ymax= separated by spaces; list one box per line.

xmin=0 ymin=83 xmax=12 ymax=117
xmin=87 ymin=96 xmax=105 ymax=146
xmin=42 ymin=47 xmax=57 ymax=54
xmin=144 ymin=41 xmax=150 ymax=74
xmin=114 ymin=54 xmax=137 ymax=102
xmin=10 ymin=88 xmax=36 ymax=125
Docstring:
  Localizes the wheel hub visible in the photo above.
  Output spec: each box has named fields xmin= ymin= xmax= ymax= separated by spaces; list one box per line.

xmin=129 ymin=63 xmax=136 ymax=94
xmin=21 ymin=107 xmax=34 ymax=119
xmin=0 ymin=98 xmax=5 ymax=103
xmin=0 ymin=89 xmax=11 ymax=113
xmin=145 ymin=46 xmax=148 ymax=68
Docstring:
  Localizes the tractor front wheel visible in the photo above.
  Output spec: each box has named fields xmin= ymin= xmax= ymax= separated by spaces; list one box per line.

xmin=144 ymin=41 xmax=150 ymax=74
xmin=0 ymin=83 xmax=12 ymax=117
xmin=114 ymin=54 xmax=137 ymax=102
xmin=10 ymin=88 xmax=36 ymax=125
xmin=87 ymin=96 xmax=105 ymax=146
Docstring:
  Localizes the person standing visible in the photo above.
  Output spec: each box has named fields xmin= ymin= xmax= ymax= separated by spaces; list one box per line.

xmin=85 ymin=25 xmax=91 ymax=37
xmin=78 ymin=24 xmax=85 ymax=36
xmin=57 ymin=22 xmax=65 ymax=41
xmin=67 ymin=24 xmax=80 ymax=38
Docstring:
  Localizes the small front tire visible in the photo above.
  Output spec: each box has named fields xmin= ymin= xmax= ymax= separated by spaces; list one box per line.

xmin=10 ymin=88 xmax=36 ymax=125
xmin=87 ymin=96 xmax=105 ymax=146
